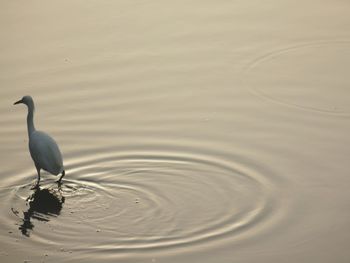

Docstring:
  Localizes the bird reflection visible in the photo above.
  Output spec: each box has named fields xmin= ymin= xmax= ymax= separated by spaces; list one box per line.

xmin=17 ymin=185 xmax=65 ymax=236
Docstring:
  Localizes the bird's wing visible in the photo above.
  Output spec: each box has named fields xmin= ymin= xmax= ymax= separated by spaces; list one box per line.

xmin=29 ymin=131 xmax=63 ymax=175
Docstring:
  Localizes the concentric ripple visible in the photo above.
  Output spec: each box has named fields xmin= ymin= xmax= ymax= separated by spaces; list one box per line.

xmin=2 ymin=146 xmax=281 ymax=255
xmin=243 ymin=40 xmax=350 ymax=115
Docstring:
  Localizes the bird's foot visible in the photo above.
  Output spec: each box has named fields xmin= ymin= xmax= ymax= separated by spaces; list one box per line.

xmin=30 ymin=182 xmax=40 ymax=190
xmin=56 ymin=179 xmax=63 ymax=186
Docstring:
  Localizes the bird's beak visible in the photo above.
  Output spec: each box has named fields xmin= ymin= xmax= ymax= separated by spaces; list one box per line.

xmin=14 ymin=99 xmax=23 ymax=105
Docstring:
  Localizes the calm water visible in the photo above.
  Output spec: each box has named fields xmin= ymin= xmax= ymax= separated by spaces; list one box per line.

xmin=1 ymin=1 xmax=350 ymax=262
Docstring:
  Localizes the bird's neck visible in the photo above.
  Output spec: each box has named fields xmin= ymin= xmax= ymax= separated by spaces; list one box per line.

xmin=27 ymin=103 xmax=36 ymax=137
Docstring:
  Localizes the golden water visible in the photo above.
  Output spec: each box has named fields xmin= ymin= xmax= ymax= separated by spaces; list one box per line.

xmin=1 ymin=1 xmax=350 ymax=262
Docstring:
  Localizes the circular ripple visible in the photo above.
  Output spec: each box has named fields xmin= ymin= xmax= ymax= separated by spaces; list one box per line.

xmin=243 ymin=40 xmax=350 ymax=115
xmin=4 ymin=147 xmax=279 ymax=253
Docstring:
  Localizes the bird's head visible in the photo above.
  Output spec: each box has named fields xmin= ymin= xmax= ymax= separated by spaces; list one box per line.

xmin=14 ymin=96 xmax=34 ymax=107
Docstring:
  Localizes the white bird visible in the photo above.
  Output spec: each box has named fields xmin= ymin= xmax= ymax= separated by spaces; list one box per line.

xmin=14 ymin=96 xmax=65 ymax=187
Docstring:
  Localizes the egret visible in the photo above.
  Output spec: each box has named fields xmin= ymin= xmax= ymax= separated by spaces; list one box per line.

xmin=14 ymin=96 xmax=65 ymax=187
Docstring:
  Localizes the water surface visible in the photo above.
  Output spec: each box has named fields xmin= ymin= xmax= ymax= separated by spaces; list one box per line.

xmin=1 ymin=1 xmax=350 ymax=262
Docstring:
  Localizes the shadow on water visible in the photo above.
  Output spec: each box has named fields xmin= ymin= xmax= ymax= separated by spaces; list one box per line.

xmin=12 ymin=185 xmax=65 ymax=237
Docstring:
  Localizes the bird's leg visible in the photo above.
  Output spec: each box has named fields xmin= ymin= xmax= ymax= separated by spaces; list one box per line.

xmin=31 ymin=165 xmax=40 ymax=189
xmin=57 ymin=170 xmax=65 ymax=184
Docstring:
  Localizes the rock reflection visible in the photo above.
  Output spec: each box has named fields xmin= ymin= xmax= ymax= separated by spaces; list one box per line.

xmin=17 ymin=186 xmax=65 ymax=236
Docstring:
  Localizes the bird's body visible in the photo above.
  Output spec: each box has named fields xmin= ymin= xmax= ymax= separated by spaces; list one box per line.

xmin=29 ymin=131 xmax=64 ymax=175
xmin=14 ymin=96 xmax=65 ymax=187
